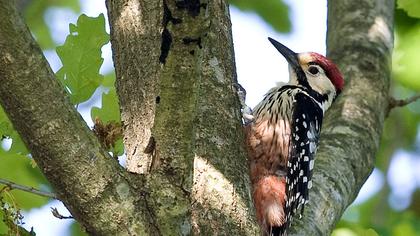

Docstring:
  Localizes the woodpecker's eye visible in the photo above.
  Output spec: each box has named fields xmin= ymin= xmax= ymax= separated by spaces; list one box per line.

xmin=308 ymin=66 xmax=319 ymax=75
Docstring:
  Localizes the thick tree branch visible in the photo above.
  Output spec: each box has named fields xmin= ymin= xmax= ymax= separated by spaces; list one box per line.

xmin=290 ymin=0 xmax=394 ymax=235
xmin=106 ymin=0 xmax=162 ymax=174
xmin=0 ymin=178 xmax=57 ymax=199
xmin=0 ymin=2 xmax=147 ymax=235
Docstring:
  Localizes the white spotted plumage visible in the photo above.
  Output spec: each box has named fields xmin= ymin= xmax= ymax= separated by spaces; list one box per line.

xmin=280 ymin=87 xmax=327 ymax=235
xmin=246 ymin=38 xmax=344 ymax=236
xmin=252 ymin=84 xmax=327 ymax=235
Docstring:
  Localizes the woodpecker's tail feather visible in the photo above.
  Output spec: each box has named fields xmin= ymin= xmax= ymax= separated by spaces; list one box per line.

xmin=270 ymin=226 xmax=285 ymax=236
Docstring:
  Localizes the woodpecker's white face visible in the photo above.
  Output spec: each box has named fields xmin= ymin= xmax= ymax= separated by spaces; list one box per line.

xmin=299 ymin=53 xmax=337 ymax=95
xmin=267 ymin=37 xmax=344 ymax=101
xmin=287 ymin=53 xmax=339 ymax=111
xmin=289 ymin=53 xmax=339 ymax=92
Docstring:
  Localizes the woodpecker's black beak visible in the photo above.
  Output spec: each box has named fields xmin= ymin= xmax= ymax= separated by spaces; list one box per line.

xmin=268 ymin=37 xmax=309 ymax=86
xmin=268 ymin=37 xmax=301 ymax=71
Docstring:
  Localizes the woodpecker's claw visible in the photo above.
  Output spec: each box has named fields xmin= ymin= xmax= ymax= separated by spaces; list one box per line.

xmin=242 ymin=107 xmax=254 ymax=125
xmin=234 ymin=83 xmax=254 ymax=125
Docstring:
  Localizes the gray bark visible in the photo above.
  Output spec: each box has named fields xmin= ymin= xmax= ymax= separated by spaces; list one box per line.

xmin=106 ymin=0 xmax=259 ymax=234
xmin=289 ymin=0 xmax=394 ymax=235
xmin=106 ymin=0 xmax=162 ymax=174
xmin=0 ymin=1 xmax=151 ymax=235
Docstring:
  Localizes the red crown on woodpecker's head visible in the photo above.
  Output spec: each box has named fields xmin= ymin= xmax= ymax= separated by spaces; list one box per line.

xmin=310 ymin=53 xmax=344 ymax=93
xmin=267 ymin=37 xmax=344 ymax=94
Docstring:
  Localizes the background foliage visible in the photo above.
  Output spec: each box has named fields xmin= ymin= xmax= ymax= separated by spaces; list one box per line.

xmin=0 ymin=0 xmax=419 ymax=235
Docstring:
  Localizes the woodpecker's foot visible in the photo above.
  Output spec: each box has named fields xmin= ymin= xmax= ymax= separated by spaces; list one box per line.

xmin=242 ymin=107 xmax=254 ymax=125
xmin=234 ymin=83 xmax=254 ymax=125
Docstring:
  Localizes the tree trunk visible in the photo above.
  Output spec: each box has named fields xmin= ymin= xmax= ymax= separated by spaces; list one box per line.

xmin=289 ymin=0 xmax=394 ymax=235
xmin=106 ymin=0 xmax=259 ymax=234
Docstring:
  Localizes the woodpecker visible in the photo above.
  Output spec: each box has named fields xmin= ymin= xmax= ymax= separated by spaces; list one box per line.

xmin=245 ymin=38 xmax=344 ymax=235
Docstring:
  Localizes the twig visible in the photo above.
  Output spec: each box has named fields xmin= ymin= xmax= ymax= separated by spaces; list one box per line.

xmin=0 ymin=178 xmax=57 ymax=199
xmin=51 ymin=207 xmax=73 ymax=219
xmin=388 ymin=94 xmax=420 ymax=114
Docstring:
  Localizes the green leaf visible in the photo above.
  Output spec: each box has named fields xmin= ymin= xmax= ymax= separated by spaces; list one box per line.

xmin=24 ymin=0 xmax=80 ymax=49
xmin=0 ymin=152 xmax=50 ymax=210
xmin=0 ymin=106 xmax=29 ymax=155
xmin=70 ymin=220 xmax=88 ymax=236
xmin=365 ymin=229 xmax=380 ymax=236
xmin=91 ymin=88 xmax=121 ymax=124
xmin=331 ymin=228 xmax=358 ymax=236
xmin=393 ymin=24 xmax=420 ymax=91
xmin=393 ymin=221 xmax=417 ymax=236
xmin=229 ymin=0 xmax=290 ymax=32
xmin=332 ymin=225 xmax=380 ymax=236
xmin=395 ymin=9 xmax=420 ymax=35
xmin=111 ymin=138 xmax=124 ymax=157
xmin=0 ymin=221 xmax=5 ymax=234
xmin=398 ymin=0 xmax=420 ymax=18
xmin=56 ymin=14 xmax=109 ymax=104
xmin=0 ymin=109 xmax=14 ymax=139
xmin=102 ymin=72 xmax=116 ymax=88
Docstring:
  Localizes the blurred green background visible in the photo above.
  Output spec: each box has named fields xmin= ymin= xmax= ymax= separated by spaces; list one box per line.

xmin=1 ymin=0 xmax=420 ymax=235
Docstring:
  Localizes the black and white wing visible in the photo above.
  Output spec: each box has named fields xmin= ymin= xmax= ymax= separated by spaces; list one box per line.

xmin=284 ymin=91 xmax=324 ymax=228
